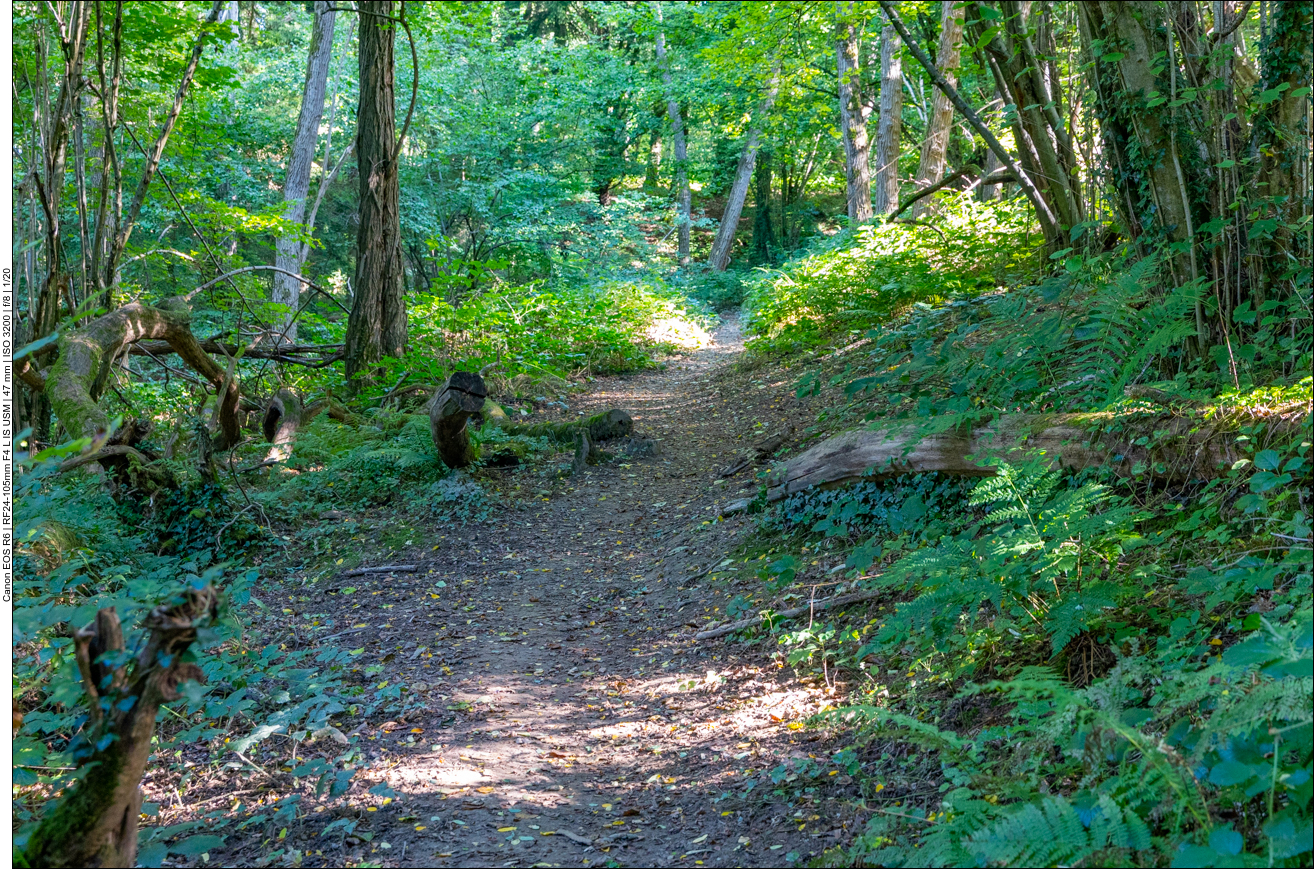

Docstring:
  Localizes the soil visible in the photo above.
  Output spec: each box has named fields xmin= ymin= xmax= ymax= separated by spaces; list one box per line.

xmin=150 ymin=314 xmax=871 ymax=868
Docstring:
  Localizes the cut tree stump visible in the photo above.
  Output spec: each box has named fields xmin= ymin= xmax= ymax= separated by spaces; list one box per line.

xmin=261 ymin=388 xmax=329 ymax=466
xmin=23 ymin=585 xmax=220 ymax=868
xmin=759 ymin=413 xmax=1267 ymax=505
xmin=430 ymin=371 xmax=489 ymax=468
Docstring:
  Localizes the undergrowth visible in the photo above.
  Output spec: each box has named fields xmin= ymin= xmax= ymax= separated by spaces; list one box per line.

xmin=729 ymin=224 xmax=1313 ymax=867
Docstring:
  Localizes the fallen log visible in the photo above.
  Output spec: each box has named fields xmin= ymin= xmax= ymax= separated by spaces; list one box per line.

xmin=429 ymin=371 xmax=634 ymax=468
xmin=695 ymin=589 xmax=882 ymax=640
xmin=496 ymin=408 xmax=634 ymax=445
xmin=762 ymin=412 xmax=1269 ymax=504
xmin=22 ymin=585 xmax=220 ymax=868
xmin=430 ymin=371 xmax=489 ymax=468
xmin=45 ymin=297 xmax=242 ymax=449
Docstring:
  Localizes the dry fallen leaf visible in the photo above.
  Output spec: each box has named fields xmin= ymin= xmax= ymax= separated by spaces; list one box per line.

xmin=476 ymin=786 xmax=495 ymax=794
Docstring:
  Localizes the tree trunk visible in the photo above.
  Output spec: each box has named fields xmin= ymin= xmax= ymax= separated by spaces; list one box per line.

xmin=910 ymin=0 xmax=964 ymax=218
xmin=837 ymin=1 xmax=873 ymax=223
xmin=22 ymin=587 xmax=219 ymax=869
xmin=33 ymin=1 xmax=92 ymax=343
xmin=272 ymin=1 xmax=336 ymax=345
xmin=45 ymin=298 xmax=242 ymax=450
xmin=751 ymin=148 xmax=777 ymax=264
xmin=708 ymin=64 xmax=782 ymax=272
xmin=1248 ymin=0 xmax=1312 ymax=302
xmin=644 ymin=127 xmax=662 ymax=193
xmin=872 ymin=17 xmax=903 ymax=216
xmin=653 ymin=2 xmax=691 ymax=265
xmin=345 ymin=0 xmax=406 ymax=383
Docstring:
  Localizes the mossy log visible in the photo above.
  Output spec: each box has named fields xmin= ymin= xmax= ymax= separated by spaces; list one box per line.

xmin=430 ymin=371 xmax=488 ymax=468
xmin=45 ymin=297 xmax=241 ymax=449
xmin=496 ymin=409 xmax=634 ymax=445
xmin=429 ymin=372 xmax=634 ymax=468
xmin=23 ymin=585 xmax=220 ymax=868
xmin=755 ymin=413 xmax=1269 ymax=506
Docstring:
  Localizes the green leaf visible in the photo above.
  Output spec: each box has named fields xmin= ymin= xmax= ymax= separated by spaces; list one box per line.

xmin=1253 ymin=449 xmax=1281 ymax=471
xmin=1208 ymin=759 xmax=1255 ymax=787
xmin=1101 ymin=52 xmax=1125 ymax=63
xmin=171 ymin=834 xmax=225 ymax=856
xmin=1208 ymin=827 xmax=1243 ymax=857
xmin=137 ymin=842 xmax=169 ymax=868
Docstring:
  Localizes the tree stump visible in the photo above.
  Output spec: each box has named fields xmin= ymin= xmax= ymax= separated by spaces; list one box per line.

xmin=430 ymin=371 xmax=488 ymax=468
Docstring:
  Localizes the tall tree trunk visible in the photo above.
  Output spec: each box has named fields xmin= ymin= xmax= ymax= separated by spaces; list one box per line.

xmin=751 ymin=148 xmax=777 ymax=264
xmin=272 ymin=1 xmax=336 ymax=345
xmin=910 ymin=0 xmax=964 ymax=218
xmin=644 ymin=127 xmax=662 ymax=192
xmin=345 ymin=0 xmax=406 ymax=383
xmin=1248 ymin=0 xmax=1312 ymax=302
xmin=872 ymin=16 xmax=903 ymax=215
xmin=653 ymin=1 xmax=690 ymax=265
xmin=709 ymin=64 xmax=782 ymax=272
xmin=837 ymin=1 xmax=873 ymax=223
xmin=33 ymin=1 xmax=92 ymax=344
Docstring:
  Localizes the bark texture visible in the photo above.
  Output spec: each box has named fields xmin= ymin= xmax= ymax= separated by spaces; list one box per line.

xmin=708 ymin=64 xmax=782 ymax=272
xmin=430 ymin=371 xmax=488 ymax=468
xmin=872 ymin=17 xmax=903 ymax=216
xmin=22 ymin=586 xmax=220 ymax=869
xmin=837 ymin=1 xmax=873 ymax=223
xmin=345 ymin=0 xmax=406 ymax=382
xmin=272 ymin=1 xmax=336 ymax=344
xmin=910 ymin=0 xmax=964 ymax=218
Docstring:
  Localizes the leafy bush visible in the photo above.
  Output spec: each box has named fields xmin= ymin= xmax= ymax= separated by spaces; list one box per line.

xmin=743 ymin=194 xmax=1043 ymax=351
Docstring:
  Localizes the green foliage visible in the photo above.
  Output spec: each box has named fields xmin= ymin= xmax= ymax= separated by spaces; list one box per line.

xmin=743 ymin=194 xmax=1043 ymax=352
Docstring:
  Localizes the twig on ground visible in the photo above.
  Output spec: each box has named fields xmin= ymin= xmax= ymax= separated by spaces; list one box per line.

xmin=694 ymin=588 xmax=883 ymax=640
xmin=343 ymin=564 xmax=419 ymax=577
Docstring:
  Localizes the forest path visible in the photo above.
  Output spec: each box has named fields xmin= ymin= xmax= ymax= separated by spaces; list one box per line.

xmin=327 ymin=313 xmax=861 ymax=867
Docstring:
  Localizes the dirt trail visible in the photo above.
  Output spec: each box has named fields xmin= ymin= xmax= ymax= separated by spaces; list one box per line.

xmin=307 ymin=315 xmax=862 ymax=867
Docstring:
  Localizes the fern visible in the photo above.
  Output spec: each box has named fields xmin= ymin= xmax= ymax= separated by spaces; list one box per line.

xmin=966 ymin=794 xmax=1151 ymax=866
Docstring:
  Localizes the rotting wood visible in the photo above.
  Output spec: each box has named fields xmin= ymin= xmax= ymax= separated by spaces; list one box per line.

xmin=261 ymin=388 xmax=328 ymax=465
xmin=430 ymin=371 xmax=489 ymax=468
xmin=23 ymin=585 xmax=220 ymax=868
xmin=695 ymin=589 xmax=882 ymax=640
xmin=760 ymin=413 xmax=1274 ymax=505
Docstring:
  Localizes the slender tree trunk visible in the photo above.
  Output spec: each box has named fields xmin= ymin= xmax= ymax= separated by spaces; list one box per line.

xmin=709 ymin=64 xmax=782 ymax=272
xmin=272 ymin=1 xmax=336 ymax=345
xmin=872 ymin=17 xmax=903 ymax=215
xmin=33 ymin=1 xmax=92 ymax=343
xmin=910 ymin=0 xmax=964 ymax=218
xmin=751 ymin=148 xmax=777 ymax=264
xmin=837 ymin=1 xmax=873 ymax=223
xmin=644 ymin=127 xmax=662 ymax=192
xmin=653 ymin=1 xmax=690 ymax=265
xmin=345 ymin=0 xmax=406 ymax=383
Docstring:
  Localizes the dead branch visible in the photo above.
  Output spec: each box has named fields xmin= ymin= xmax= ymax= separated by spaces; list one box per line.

xmin=23 ymin=585 xmax=220 ymax=868
xmin=695 ymin=589 xmax=883 ymax=640
xmin=343 ymin=564 xmax=419 ymax=577
xmin=46 ymin=297 xmax=242 ymax=450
